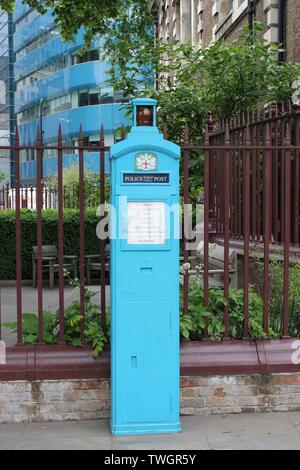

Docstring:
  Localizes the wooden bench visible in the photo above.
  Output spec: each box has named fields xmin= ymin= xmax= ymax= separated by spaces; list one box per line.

xmin=32 ymin=245 xmax=78 ymax=289
xmin=85 ymin=244 xmax=110 ymax=285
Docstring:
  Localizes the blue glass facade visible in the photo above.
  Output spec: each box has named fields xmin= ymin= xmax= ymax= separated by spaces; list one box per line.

xmin=13 ymin=1 xmax=130 ymax=184
xmin=0 ymin=12 xmax=14 ymax=184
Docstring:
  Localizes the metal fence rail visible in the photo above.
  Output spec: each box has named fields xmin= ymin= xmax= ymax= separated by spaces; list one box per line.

xmin=0 ymin=183 xmax=107 ymax=210
xmin=182 ymin=101 xmax=300 ymax=339
xmin=1 ymin=102 xmax=300 ymax=354
xmin=0 ymin=124 xmax=110 ymax=345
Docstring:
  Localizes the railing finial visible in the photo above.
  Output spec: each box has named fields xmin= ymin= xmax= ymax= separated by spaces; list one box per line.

xmin=225 ymin=120 xmax=230 ymax=145
xmin=58 ymin=124 xmax=62 ymax=144
xmin=100 ymin=124 xmax=105 ymax=145
xmin=121 ymin=125 xmax=126 ymax=141
xmin=36 ymin=124 xmax=41 ymax=144
xmin=79 ymin=124 xmax=83 ymax=144
xmin=15 ymin=125 xmax=19 ymax=144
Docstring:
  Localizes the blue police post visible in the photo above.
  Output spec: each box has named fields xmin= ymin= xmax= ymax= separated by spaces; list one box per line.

xmin=110 ymin=98 xmax=181 ymax=436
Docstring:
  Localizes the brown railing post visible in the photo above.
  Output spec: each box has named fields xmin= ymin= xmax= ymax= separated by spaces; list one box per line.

xmin=223 ymin=121 xmax=230 ymax=339
xmin=256 ymin=122 xmax=261 ymax=242
xmin=294 ymin=109 xmax=300 ymax=245
xmin=243 ymin=123 xmax=251 ymax=339
xmin=36 ymin=125 xmax=44 ymax=343
xmin=280 ymin=113 xmax=285 ymax=242
xmin=251 ymin=116 xmax=257 ymax=241
xmin=263 ymin=122 xmax=272 ymax=335
xmin=283 ymin=121 xmax=291 ymax=338
xmin=100 ymin=125 xmax=106 ymax=334
xmin=183 ymin=126 xmax=189 ymax=315
xmin=204 ymin=123 xmax=210 ymax=310
xmin=273 ymin=104 xmax=280 ymax=243
xmin=233 ymin=122 xmax=238 ymax=239
xmin=78 ymin=125 xmax=85 ymax=339
xmin=15 ymin=126 xmax=23 ymax=345
xmin=57 ymin=125 xmax=65 ymax=344
xmin=203 ymin=122 xmax=210 ymax=338
xmin=121 ymin=125 xmax=126 ymax=141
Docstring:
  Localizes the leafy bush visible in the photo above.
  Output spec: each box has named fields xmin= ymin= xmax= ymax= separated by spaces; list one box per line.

xmin=180 ymin=278 xmax=274 ymax=341
xmin=3 ymin=283 xmax=108 ymax=358
xmin=108 ymin=22 xmax=300 ymax=144
xmin=254 ymin=257 xmax=300 ymax=337
xmin=0 ymin=209 xmax=100 ymax=280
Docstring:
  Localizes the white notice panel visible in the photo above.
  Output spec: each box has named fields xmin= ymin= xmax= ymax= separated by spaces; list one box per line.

xmin=127 ymin=202 xmax=166 ymax=245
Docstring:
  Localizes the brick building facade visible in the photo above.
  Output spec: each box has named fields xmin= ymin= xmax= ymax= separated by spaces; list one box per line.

xmin=151 ymin=1 xmax=300 ymax=63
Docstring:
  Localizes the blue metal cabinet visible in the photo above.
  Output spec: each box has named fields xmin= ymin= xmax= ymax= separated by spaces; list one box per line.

xmin=110 ymin=99 xmax=181 ymax=436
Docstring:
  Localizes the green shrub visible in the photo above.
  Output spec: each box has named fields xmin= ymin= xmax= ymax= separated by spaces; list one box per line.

xmin=180 ymin=278 xmax=275 ymax=341
xmin=254 ymin=257 xmax=300 ymax=337
xmin=0 ymin=209 xmax=101 ymax=280
xmin=2 ymin=282 xmax=108 ymax=358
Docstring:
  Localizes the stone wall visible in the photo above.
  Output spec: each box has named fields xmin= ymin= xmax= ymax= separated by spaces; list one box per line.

xmin=1 ymin=373 xmax=300 ymax=424
xmin=286 ymin=0 xmax=300 ymax=62
xmin=0 ymin=379 xmax=110 ymax=424
xmin=180 ymin=374 xmax=300 ymax=415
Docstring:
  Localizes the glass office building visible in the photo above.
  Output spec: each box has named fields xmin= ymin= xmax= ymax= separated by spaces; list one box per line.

xmin=0 ymin=12 xmax=13 ymax=183
xmin=13 ymin=1 xmax=130 ymax=184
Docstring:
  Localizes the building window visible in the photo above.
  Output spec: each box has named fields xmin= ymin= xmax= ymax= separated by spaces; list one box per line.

xmin=89 ymin=92 xmax=100 ymax=106
xmin=79 ymin=89 xmax=100 ymax=107
xmin=15 ymin=9 xmax=39 ymax=33
xmin=99 ymin=88 xmax=114 ymax=104
xmin=15 ymin=27 xmax=60 ymax=61
xmin=74 ymin=49 xmax=100 ymax=64
xmin=16 ymin=49 xmax=99 ymax=90
xmin=17 ymin=87 xmax=129 ymax=125
xmin=82 ymin=136 xmax=89 ymax=146
xmin=79 ymin=92 xmax=89 ymax=107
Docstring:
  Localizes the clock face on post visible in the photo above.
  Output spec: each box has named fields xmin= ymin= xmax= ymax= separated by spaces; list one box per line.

xmin=135 ymin=153 xmax=157 ymax=171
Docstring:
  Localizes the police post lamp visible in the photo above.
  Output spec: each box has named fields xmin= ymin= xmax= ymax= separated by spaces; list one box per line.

xmin=110 ymin=98 xmax=181 ymax=436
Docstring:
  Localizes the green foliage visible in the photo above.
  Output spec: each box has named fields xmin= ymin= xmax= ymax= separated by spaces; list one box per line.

xmin=180 ymin=278 xmax=271 ymax=341
xmin=108 ymin=23 xmax=300 ymax=144
xmin=0 ymin=209 xmax=100 ymax=280
xmin=0 ymin=172 xmax=5 ymax=184
xmin=105 ymin=22 xmax=300 ymax=197
xmin=44 ymin=165 xmax=110 ymax=208
xmin=3 ymin=311 xmax=58 ymax=345
xmin=104 ymin=0 xmax=156 ymax=97
xmin=2 ymin=284 xmax=108 ymax=358
xmin=254 ymin=257 xmax=300 ymax=337
xmin=0 ymin=0 xmax=121 ymax=46
xmin=0 ymin=0 xmax=150 ymax=52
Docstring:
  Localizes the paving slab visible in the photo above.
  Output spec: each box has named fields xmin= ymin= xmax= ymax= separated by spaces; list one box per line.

xmin=0 ymin=413 xmax=300 ymax=450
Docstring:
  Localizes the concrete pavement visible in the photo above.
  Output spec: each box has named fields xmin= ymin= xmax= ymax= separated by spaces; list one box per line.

xmin=0 ymin=412 xmax=300 ymax=450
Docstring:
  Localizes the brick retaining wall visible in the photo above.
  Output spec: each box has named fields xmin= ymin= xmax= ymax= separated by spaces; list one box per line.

xmin=1 ymin=373 xmax=300 ymax=424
